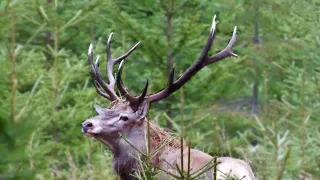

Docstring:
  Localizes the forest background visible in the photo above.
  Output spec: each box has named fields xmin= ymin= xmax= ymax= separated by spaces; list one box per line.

xmin=1 ymin=0 xmax=319 ymax=179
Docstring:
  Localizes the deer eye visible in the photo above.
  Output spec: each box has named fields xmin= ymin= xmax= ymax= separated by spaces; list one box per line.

xmin=119 ymin=113 xmax=129 ymax=121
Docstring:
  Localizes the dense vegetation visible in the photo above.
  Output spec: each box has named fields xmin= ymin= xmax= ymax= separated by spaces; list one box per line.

xmin=1 ymin=0 xmax=319 ymax=179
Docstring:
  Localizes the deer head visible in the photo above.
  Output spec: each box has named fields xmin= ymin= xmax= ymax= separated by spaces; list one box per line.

xmin=81 ymin=15 xmax=243 ymax=179
xmin=81 ymin=33 xmax=150 ymax=154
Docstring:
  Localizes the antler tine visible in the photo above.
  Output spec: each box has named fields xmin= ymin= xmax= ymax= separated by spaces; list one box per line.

xmin=116 ymin=61 xmax=148 ymax=109
xmin=206 ymin=26 xmax=237 ymax=64
xmin=88 ymin=33 xmax=140 ymax=101
xmin=149 ymin=15 xmax=237 ymax=103
xmin=106 ymin=33 xmax=116 ymax=88
xmin=93 ymin=80 xmax=110 ymax=99
xmin=106 ymin=33 xmax=141 ymax=89
xmin=92 ymin=55 xmax=110 ymax=99
xmin=114 ymin=42 xmax=141 ymax=64
xmin=88 ymin=44 xmax=118 ymax=100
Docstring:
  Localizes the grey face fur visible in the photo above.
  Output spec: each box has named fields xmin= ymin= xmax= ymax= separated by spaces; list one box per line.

xmin=81 ymin=100 xmax=149 ymax=152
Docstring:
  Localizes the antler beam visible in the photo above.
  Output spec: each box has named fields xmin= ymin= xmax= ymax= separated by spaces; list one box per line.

xmin=148 ymin=15 xmax=237 ymax=103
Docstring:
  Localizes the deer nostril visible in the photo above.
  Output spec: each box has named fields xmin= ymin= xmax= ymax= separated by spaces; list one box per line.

xmin=82 ymin=122 xmax=94 ymax=133
xmin=86 ymin=122 xmax=93 ymax=128
xmin=83 ymin=122 xmax=93 ymax=128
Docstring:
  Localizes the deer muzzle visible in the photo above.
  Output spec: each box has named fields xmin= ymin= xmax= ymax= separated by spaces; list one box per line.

xmin=82 ymin=121 xmax=93 ymax=133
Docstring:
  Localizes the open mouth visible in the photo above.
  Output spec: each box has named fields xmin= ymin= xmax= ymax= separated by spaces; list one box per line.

xmin=82 ymin=126 xmax=103 ymax=137
xmin=82 ymin=128 xmax=98 ymax=137
xmin=86 ymin=132 xmax=98 ymax=137
xmin=84 ymin=131 xmax=99 ymax=138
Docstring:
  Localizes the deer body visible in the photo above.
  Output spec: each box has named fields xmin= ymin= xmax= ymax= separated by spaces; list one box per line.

xmin=86 ymin=107 xmax=254 ymax=179
xmin=82 ymin=16 xmax=255 ymax=179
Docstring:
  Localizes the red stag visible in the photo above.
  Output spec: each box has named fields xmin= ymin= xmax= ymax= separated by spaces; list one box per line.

xmin=82 ymin=16 xmax=255 ymax=180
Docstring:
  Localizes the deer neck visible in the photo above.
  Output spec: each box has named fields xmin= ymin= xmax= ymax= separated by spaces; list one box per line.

xmin=111 ymin=119 xmax=183 ymax=179
xmin=117 ymin=124 xmax=146 ymax=157
xmin=111 ymin=122 xmax=147 ymax=179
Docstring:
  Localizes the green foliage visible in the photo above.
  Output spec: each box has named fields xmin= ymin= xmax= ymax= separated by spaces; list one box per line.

xmin=1 ymin=0 xmax=319 ymax=179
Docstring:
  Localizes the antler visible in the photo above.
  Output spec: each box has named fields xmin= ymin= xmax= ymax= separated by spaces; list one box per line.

xmin=116 ymin=15 xmax=237 ymax=104
xmin=88 ymin=33 xmax=140 ymax=101
xmin=148 ymin=15 xmax=237 ymax=102
xmin=116 ymin=61 xmax=149 ymax=108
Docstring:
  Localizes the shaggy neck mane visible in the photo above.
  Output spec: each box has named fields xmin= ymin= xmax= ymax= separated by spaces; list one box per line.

xmin=147 ymin=119 xmax=186 ymax=151
xmin=112 ymin=118 xmax=187 ymax=179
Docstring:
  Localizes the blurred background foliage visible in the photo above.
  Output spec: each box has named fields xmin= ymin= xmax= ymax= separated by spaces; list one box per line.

xmin=0 ymin=0 xmax=319 ymax=179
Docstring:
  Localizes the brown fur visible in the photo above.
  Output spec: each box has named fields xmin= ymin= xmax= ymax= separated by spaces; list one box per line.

xmin=148 ymin=120 xmax=186 ymax=149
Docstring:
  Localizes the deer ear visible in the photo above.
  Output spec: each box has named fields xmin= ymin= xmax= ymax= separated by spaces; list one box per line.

xmin=136 ymin=100 xmax=149 ymax=118
xmin=94 ymin=104 xmax=107 ymax=116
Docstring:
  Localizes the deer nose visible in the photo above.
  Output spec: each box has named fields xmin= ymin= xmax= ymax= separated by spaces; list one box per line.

xmin=82 ymin=121 xmax=93 ymax=133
